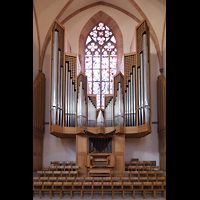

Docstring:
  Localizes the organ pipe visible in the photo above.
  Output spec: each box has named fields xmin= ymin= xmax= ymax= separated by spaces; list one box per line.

xmin=132 ymin=66 xmax=136 ymax=126
xmin=138 ymin=67 xmax=141 ymax=126
xmin=57 ymin=50 xmax=61 ymax=125
xmin=114 ymin=82 xmax=124 ymax=126
xmin=140 ymin=52 xmax=144 ymax=125
xmin=143 ymin=33 xmax=150 ymax=125
xmin=51 ymin=30 xmax=58 ymax=125
xmin=64 ymin=62 xmax=68 ymax=126
xmin=60 ymin=66 xmax=63 ymax=126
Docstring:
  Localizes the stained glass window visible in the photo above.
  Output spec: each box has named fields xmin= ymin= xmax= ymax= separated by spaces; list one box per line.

xmin=85 ymin=22 xmax=117 ymax=108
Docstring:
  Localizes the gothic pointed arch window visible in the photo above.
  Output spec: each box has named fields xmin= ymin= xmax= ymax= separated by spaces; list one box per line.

xmin=85 ymin=22 xmax=117 ymax=108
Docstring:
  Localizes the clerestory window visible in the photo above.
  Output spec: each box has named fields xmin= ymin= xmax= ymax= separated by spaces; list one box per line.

xmin=85 ymin=22 xmax=117 ymax=108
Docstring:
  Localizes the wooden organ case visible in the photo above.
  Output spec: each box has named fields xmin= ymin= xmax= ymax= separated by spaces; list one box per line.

xmin=49 ymin=19 xmax=151 ymax=177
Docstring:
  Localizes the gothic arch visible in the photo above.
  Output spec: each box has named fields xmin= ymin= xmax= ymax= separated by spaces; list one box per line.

xmin=79 ymin=11 xmax=123 ymax=73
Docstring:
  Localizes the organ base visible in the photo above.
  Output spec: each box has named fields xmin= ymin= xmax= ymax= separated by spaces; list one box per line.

xmin=50 ymin=123 xmax=151 ymax=138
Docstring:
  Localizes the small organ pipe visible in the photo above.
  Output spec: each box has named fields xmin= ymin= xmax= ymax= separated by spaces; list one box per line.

xmin=51 ymin=30 xmax=59 ymax=125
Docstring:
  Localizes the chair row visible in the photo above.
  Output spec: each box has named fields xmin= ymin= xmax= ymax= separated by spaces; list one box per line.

xmin=37 ymin=170 xmax=78 ymax=177
xmin=123 ymin=170 xmax=164 ymax=177
xmin=33 ymin=176 xmax=166 ymax=183
xmin=126 ymin=165 xmax=159 ymax=171
xmin=50 ymin=161 xmax=76 ymax=166
xmin=125 ymin=161 xmax=156 ymax=167
xmin=33 ymin=180 xmax=166 ymax=199
xmin=42 ymin=165 xmax=79 ymax=171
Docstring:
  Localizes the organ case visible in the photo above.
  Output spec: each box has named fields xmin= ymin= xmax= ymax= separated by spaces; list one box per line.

xmin=49 ymin=19 xmax=152 ymax=177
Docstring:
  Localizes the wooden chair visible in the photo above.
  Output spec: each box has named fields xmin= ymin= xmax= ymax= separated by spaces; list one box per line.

xmin=125 ymin=161 xmax=131 ymax=171
xmin=37 ymin=171 xmax=45 ymax=177
xmin=130 ymin=161 xmax=138 ymax=166
xmin=102 ymin=182 xmax=112 ymax=199
xmin=147 ymin=171 xmax=156 ymax=177
xmin=133 ymin=182 xmax=143 ymax=199
xmin=46 ymin=171 xmax=53 ymax=177
xmin=143 ymin=182 xmax=153 ymax=199
xmin=33 ymin=177 xmax=40 ymax=182
xmin=70 ymin=161 xmax=76 ymax=166
xmin=41 ymin=182 xmax=52 ymax=198
xmin=58 ymin=177 xmax=66 ymax=182
xmin=85 ymin=177 xmax=93 ymax=182
xmin=112 ymin=182 xmax=122 ymax=199
xmin=163 ymin=181 xmax=166 ymax=199
xmin=49 ymin=177 xmax=57 ymax=182
xmin=137 ymin=161 xmax=144 ymax=167
xmin=52 ymin=182 xmax=62 ymax=199
xmin=61 ymin=171 xmax=69 ymax=177
xmin=64 ymin=161 xmax=71 ymax=166
xmin=40 ymin=177 xmax=49 ymax=182
xmin=42 ymin=166 xmax=50 ymax=171
xmin=139 ymin=177 xmax=148 ymax=182
xmin=123 ymin=171 xmax=130 ymax=177
xmin=139 ymin=171 xmax=147 ymax=177
xmin=153 ymin=182 xmax=164 ymax=199
xmin=33 ymin=182 xmax=42 ymax=198
xmin=49 ymin=166 xmax=56 ymax=171
xmin=65 ymin=166 xmax=71 ymax=171
xmin=72 ymin=182 xmax=83 ymax=198
xmin=157 ymin=177 xmax=166 ymax=182
xmin=122 ymin=182 xmax=133 ymax=199
xmin=71 ymin=166 xmax=79 ymax=171
xmin=54 ymin=171 xmax=61 ymax=177
xmin=70 ymin=171 xmax=78 ymax=177
xmin=130 ymin=176 xmax=139 ymax=182
xmin=156 ymin=171 xmax=164 ymax=177
xmin=58 ymin=161 xmax=64 ymax=166
xmin=144 ymin=161 xmax=151 ymax=166
xmin=121 ymin=177 xmax=130 ymax=183
xmin=148 ymin=177 xmax=156 ymax=182
xmin=82 ymin=181 xmax=93 ymax=199
xmin=92 ymin=182 xmax=103 ymax=199
xmin=151 ymin=166 xmax=159 ymax=171
xmin=128 ymin=166 xmax=136 ymax=172
xmin=62 ymin=182 xmax=73 ymax=199
xmin=67 ymin=177 xmax=75 ymax=183
xmin=131 ymin=171 xmax=139 ymax=177
xmin=57 ymin=166 xmax=65 ymax=171
xmin=137 ymin=166 xmax=143 ymax=171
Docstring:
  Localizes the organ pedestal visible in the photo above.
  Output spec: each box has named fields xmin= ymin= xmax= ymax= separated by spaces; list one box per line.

xmin=49 ymin=19 xmax=151 ymax=176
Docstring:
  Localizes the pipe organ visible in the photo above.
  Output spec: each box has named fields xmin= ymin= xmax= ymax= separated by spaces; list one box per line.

xmin=49 ymin=19 xmax=151 ymax=177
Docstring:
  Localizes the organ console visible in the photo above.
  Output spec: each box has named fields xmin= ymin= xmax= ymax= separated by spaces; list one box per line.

xmin=49 ymin=19 xmax=151 ymax=177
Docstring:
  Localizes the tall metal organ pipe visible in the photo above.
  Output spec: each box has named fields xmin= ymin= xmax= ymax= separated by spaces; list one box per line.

xmin=138 ymin=66 xmax=141 ymax=126
xmin=60 ymin=66 xmax=63 ymax=126
xmin=64 ymin=62 xmax=68 ymax=126
xmin=140 ymin=52 xmax=144 ymax=125
xmin=132 ymin=66 xmax=136 ymax=126
xmin=51 ymin=30 xmax=59 ymax=125
xmin=57 ymin=50 xmax=61 ymax=125
xmin=143 ymin=33 xmax=150 ymax=125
